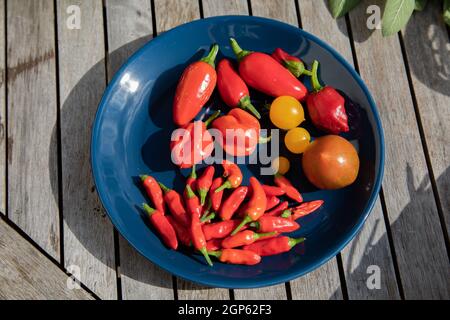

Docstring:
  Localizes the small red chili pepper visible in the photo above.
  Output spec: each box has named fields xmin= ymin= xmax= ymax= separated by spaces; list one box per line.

xmin=215 ymin=160 xmax=243 ymax=192
xmin=307 ymin=60 xmax=349 ymax=134
xmin=217 ymin=59 xmax=261 ymax=119
xmin=166 ymin=215 xmax=191 ymax=247
xmin=203 ymin=220 xmax=248 ymax=241
xmin=271 ymin=48 xmax=312 ymax=78
xmin=184 ymin=184 xmax=202 ymax=219
xmin=222 ymin=230 xmax=277 ymax=249
xmin=206 ymin=238 xmax=222 ymax=251
xmin=274 ymin=174 xmax=303 ymax=203
xmin=250 ymin=216 xmax=300 ymax=233
xmin=243 ymin=236 xmax=305 ymax=256
xmin=191 ymin=214 xmax=213 ymax=266
xmin=211 ymin=109 xmax=265 ymax=157
xmin=230 ymin=38 xmax=308 ymax=101
xmin=159 ymin=182 xmax=190 ymax=226
xmin=262 ymin=185 xmax=286 ymax=197
xmin=142 ymin=204 xmax=178 ymax=250
xmin=208 ymin=249 xmax=261 ymax=265
xmin=197 ymin=166 xmax=215 ymax=206
xmin=265 ymin=201 xmax=289 ymax=216
xmin=285 ymin=200 xmax=324 ymax=220
xmin=209 ymin=177 xmax=224 ymax=212
xmin=140 ymin=175 xmax=165 ymax=215
xmin=232 ymin=177 xmax=267 ymax=235
xmin=219 ymin=186 xmax=248 ymax=221
xmin=265 ymin=196 xmax=281 ymax=211
xmin=170 ymin=112 xmax=220 ymax=168
xmin=173 ymin=44 xmax=219 ymax=126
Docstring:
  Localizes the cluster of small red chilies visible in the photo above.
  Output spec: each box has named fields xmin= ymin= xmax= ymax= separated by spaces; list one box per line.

xmin=140 ymin=162 xmax=324 ymax=266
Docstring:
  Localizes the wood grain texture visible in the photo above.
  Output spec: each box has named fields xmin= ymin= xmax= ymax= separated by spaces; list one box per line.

xmin=104 ymin=0 xmax=174 ymax=300
xmin=7 ymin=0 xmax=60 ymax=259
xmin=0 ymin=0 xmax=5 ymax=216
xmin=298 ymin=0 xmax=400 ymax=300
xmin=250 ymin=0 xmax=298 ymax=26
xmin=56 ymin=0 xmax=117 ymax=300
xmin=349 ymin=0 xmax=450 ymax=299
xmin=177 ymin=282 xmax=230 ymax=300
xmin=202 ymin=0 xmax=249 ymax=16
xmin=234 ymin=284 xmax=287 ymax=300
xmin=401 ymin=0 xmax=450 ymax=239
xmin=154 ymin=0 xmax=200 ymax=33
xmin=0 ymin=218 xmax=93 ymax=300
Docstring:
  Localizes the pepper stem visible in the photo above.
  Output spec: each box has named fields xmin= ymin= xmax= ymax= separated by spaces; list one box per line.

xmin=207 ymin=250 xmax=222 ymax=258
xmin=185 ymin=185 xmax=196 ymax=199
xmin=215 ymin=180 xmax=231 ymax=193
xmin=249 ymin=221 xmax=259 ymax=229
xmin=199 ymin=247 xmax=213 ymax=266
xmin=199 ymin=189 xmax=208 ymax=206
xmin=142 ymin=203 xmax=156 ymax=216
xmin=231 ymin=216 xmax=252 ymax=235
xmin=200 ymin=212 xmax=215 ymax=223
xmin=303 ymin=69 xmax=313 ymax=77
xmin=254 ymin=231 xmax=277 ymax=240
xmin=311 ymin=60 xmax=323 ymax=92
xmin=190 ymin=164 xmax=197 ymax=179
xmin=229 ymin=38 xmax=252 ymax=62
xmin=238 ymin=96 xmax=261 ymax=119
xmin=288 ymin=237 xmax=306 ymax=248
xmin=200 ymin=44 xmax=219 ymax=68
xmin=140 ymin=175 xmax=149 ymax=182
xmin=284 ymin=60 xmax=305 ymax=78
xmin=258 ymin=135 xmax=272 ymax=144
xmin=281 ymin=210 xmax=292 ymax=218
xmin=204 ymin=110 xmax=221 ymax=127
xmin=158 ymin=182 xmax=171 ymax=194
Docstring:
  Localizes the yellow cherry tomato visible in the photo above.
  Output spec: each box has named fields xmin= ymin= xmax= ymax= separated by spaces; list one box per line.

xmin=270 ymin=96 xmax=305 ymax=130
xmin=271 ymin=156 xmax=290 ymax=175
xmin=285 ymin=127 xmax=311 ymax=154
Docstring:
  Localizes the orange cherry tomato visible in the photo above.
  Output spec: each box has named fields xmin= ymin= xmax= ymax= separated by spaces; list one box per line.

xmin=302 ymin=135 xmax=359 ymax=190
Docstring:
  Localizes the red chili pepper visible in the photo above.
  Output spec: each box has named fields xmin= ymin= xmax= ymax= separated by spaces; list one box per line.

xmin=230 ymin=38 xmax=307 ymax=101
xmin=262 ymin=185 xmax=286 ymax=197
xmin=211 ymin=108 xmax=263 ymax=157
xmin=203 ymin=220 xmax=248 ymax=241
xmin=142 ymin=204 xmax=178 ymax=250
xmin=219 ymin=186 xmax=248 ymax=221
xmin=206 ymin=238 xmax=222 ymax=251
xmin=184 ymin=184 xmax=202 ymax=219
xmin=215 ymin=160 xmax=243 ymax=192
xmin=209 ymin=177 xmax=224 ymax=212
xmin=191 ymin=214 xmax=213 ymax=266
xmin=265 ymin=201 xmax=289 ymax=216
xmin=173 ymin=44 xmax=219 ymax=126
xmin=170 ymin=112 xmax=220 ymax=168
xmin=208 ymin=249 xmax=261 ymax=265
xmin=140 ymin=175 xmax=165 ymax=215
xmin=159 ymin=182 xmax=190 ymax=226
xmin=271 ymin=48 xmax=312 ymax=78
xmin=288 ymin=200 xmax=324 ymax=220
xmin=197 ymin=166 xmax=215 ymax=206
xmin=250 ymin=216 xmax=300 ymax=233
xmin=222 ymin=230 xmax=276 ymax=249
xmin=243 ymin=236 xmax=305 ymax=256
xmin=166 ymin=215 xmax=191 ymax=247
xmin=232 ymin=177 xmax=267 ymax=235
xmin=265 ymin=196 xmax=280 ymax=211
xmin=307 ymin=60 xmax=349 ymax=134
xmin=217 ymin=59 xmax=261 ymax=119
xmin=274 ymin=174 xmax=303 ymax=203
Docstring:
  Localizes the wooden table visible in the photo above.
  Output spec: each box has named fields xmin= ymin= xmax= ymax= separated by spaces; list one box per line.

xmin=0 ymin=0 xmax=449 ymax=300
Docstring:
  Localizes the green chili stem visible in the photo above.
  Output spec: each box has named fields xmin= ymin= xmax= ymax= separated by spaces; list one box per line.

xmin=199 ymin=247 xmax=213 ymax=266
xmin=140 ymin=175 xmax=149 ymax=182
xmin=254 ymin=232 xmax=277 ymax=240
xmin=288 ymin=237 xmax=306 ymax=248
xmin=215 ymin=181 xmax=231 ymax=193
xmin=158 ymin=182 xmax=171 ymax=194
xmin=230 ymin=38 xmax=252 ymax=62
xmin=239 ymin=96 xmax=261 ymax=119
xmin=231 ymin=216 xmax=252 ymax=235
xmin=204 ymin=110 xmax=221 ymax=127
xmin=142 ymin=203 xmax=156 ymax=216
xmin=200 ymin=44 xmax=219 ymax=68
xmin=185 ymin=185 xmax=196 ymax=199
xmin=311 ymin=60 xmax=323 ymax=92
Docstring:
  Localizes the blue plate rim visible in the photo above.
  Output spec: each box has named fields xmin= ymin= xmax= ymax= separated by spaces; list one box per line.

xmin=91 ymin=15 xmax=385 ymax=289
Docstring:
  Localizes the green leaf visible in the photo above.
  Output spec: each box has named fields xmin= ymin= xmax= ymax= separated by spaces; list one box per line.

xmin=444 ymin=0 xmax=450 ymax=27
xmin=328 ymin=0 xmax=362 ymax=18
xmin=414 ymin=0 xmax=427 ymax=11
xmin=382 ymin=0 xmax=415 ymax=37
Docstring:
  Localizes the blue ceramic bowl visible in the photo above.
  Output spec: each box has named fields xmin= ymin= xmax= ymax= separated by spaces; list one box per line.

xmin=91 ymin=16 xmax=384 ymax=288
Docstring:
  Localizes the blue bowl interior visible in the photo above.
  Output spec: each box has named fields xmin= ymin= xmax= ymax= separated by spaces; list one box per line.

xmin=91 ymin=16 xmax=384 ymax=288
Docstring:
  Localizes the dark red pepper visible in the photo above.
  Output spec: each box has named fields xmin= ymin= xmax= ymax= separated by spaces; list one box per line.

xmin=243 ymin=236 xmax=305 ymax=256
xmin=159 ymin=182 xmax=190 ymax=226
xmin=209 ymin=177 xmax=224 ymax=212
xmin=217 ymin=59 xmax=261 ymax=119
xmin=306 ymin=60 xmax=349 ymax=134
xmin=215 ymin=160 xmax=243 ymax=192
xmin=197 ymin=166 xmax=215 ymax=206
xmin=142 ymin=204 xmax=178 ymax=250
xmin=230 ymin=38 xmax=308 ymax=101
xmin=140 ymin=175 xmax=165 ymax=215
xmin=184 ymin=184 xmax=202 ymax=219
xmin=166 ymin=215 xmax=191 ymax=247
xmin=272 ymin=48 xmax=312 ymax=78
xmin=203 ymin=220 xmax=248 ymax=241
xmin=206 ymin=238 xmax=222 ymax=251
xmin=265 ymin=196 xmax=281 ymax=211
xmin=191 ymin=214 xmax=213 ymax=266
xmin=282 ymin=200 xmax=324 ymax=220
xmin=219 ymin=186 xmax=248 ymax=221
xmin=222 ymin=230 xmax=276 ymax=249
xmin=265 ymin=201 xmax=289 ymax=217
xmin=274 ymin=174 xmax=303 ymax=203
xmin=208 ymin=249 xmax=261 ymax=265
xmin=173 ymin=45 xmax=219 ymax=126
xmin=262 ymin=184 xmax=286 ymax=197
xmin=250 ymin=216 xmax=300 ymax=233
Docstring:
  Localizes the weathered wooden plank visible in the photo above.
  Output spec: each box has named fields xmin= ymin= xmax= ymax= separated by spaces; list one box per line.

xmin=177 ymin=282 xmax=231 ymax=300
xmin=154 ymin=0 xmax=200 ymax=33
xmin=401 ymin=0 xmax=450 ymax=239
xmin=104 ymin=0 xmax=174 ymax=300
xmin=202 ymin=0 xmax=249 ymax=16
xmin=7 ymin=0 xmax=60 ymax=259
xmin=250 ymin=0 xmax=297 ymax=26
xmin=298 ymin=0 xmax=400 ymax=300
xmin=349 ymin=0 xmax=450 ymax=299
xmin=234 ymin=285 xmax=287 ymax=300
xmin=56 ymin=0 xmax=117 ymax=300
xmin=0 ymin=218 xmax=93 ymax=300
xmin=0 ymin=0 xmax=5 ymax=217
